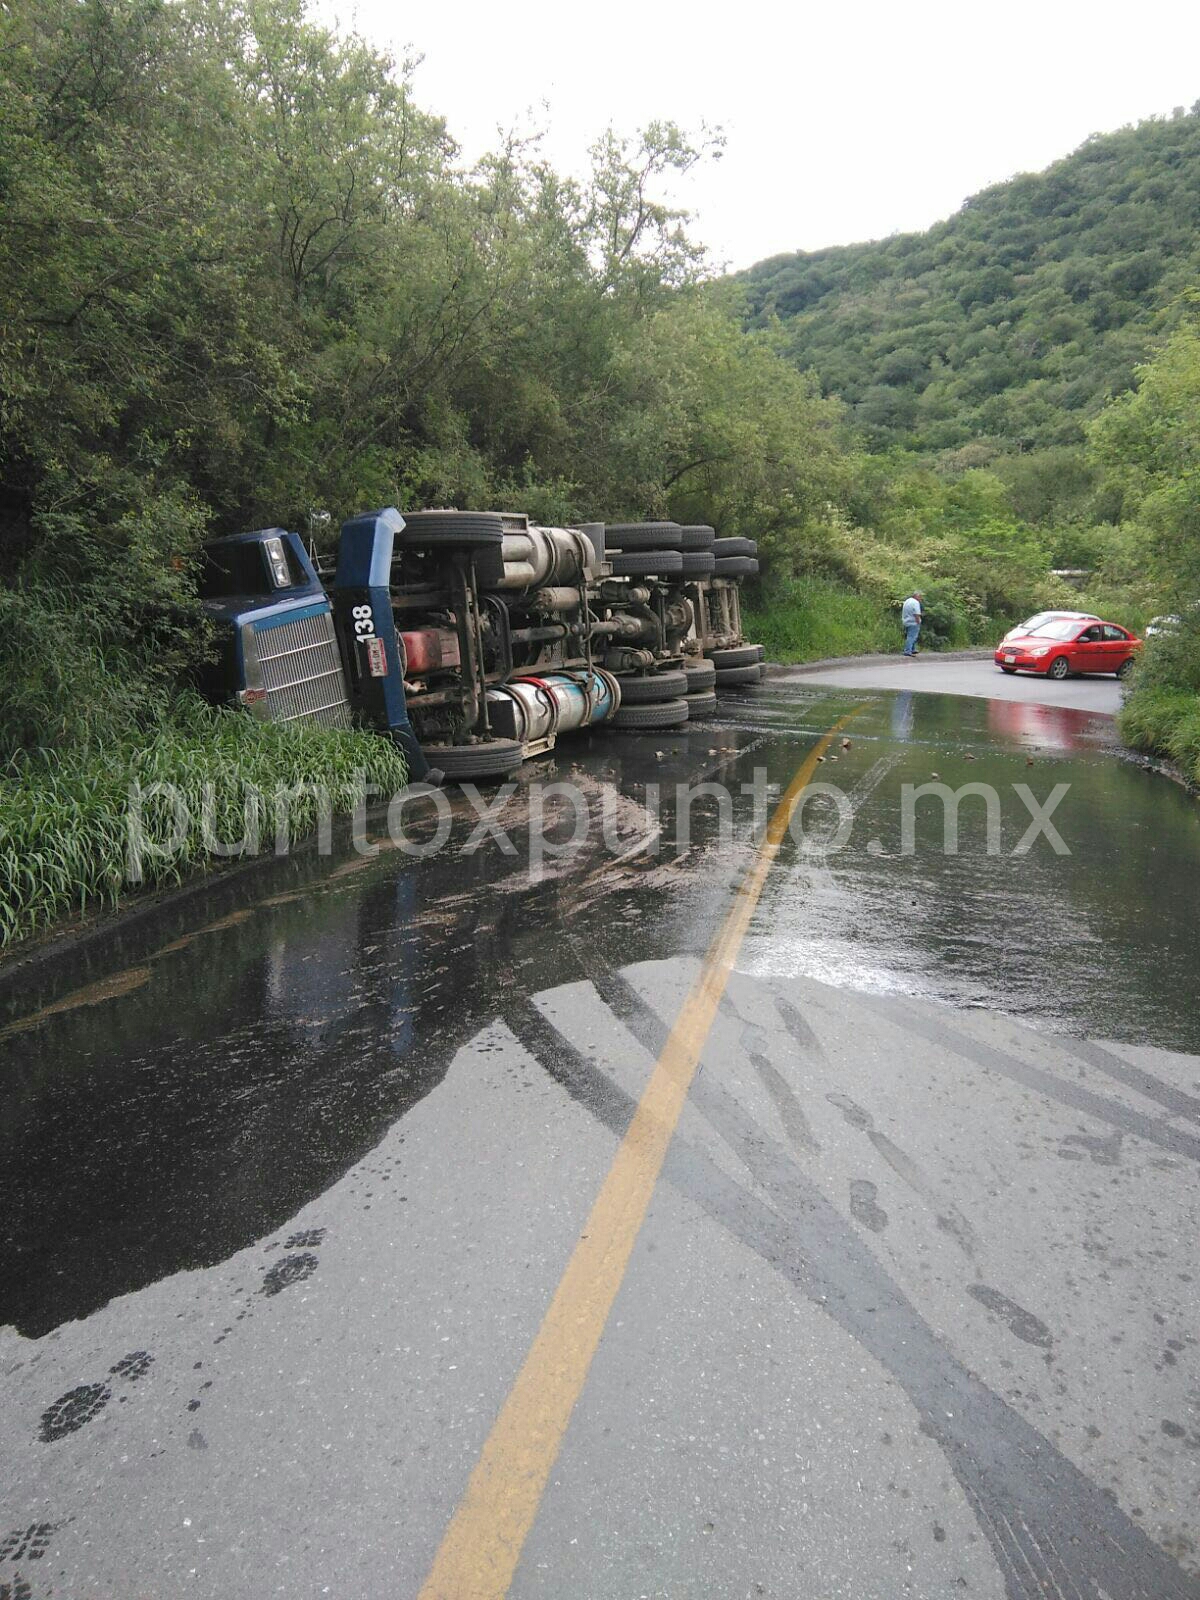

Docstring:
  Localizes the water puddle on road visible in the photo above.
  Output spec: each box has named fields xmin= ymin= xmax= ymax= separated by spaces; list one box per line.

xmin=1 ymin=679 xmax=1198 ymax=1338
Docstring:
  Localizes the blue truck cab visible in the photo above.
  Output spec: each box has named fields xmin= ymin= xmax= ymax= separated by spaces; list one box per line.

xmin=198 ymin=516 xmax=430 ymax=779
xmin=198 ymin=529 xmax=354 ymax=729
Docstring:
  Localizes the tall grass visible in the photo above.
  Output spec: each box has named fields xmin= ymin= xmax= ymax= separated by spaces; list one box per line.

xmin=745 ymin=577 xmax=922 ymax=662
xmin=743 ymin=578 xmax=899 ymax=662
xmin=0 ymin=695 xmax=408 ymax=949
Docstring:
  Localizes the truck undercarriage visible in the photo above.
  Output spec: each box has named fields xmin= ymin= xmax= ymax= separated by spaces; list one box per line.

xmin=200 ymin=509 xmax=764 ymax=780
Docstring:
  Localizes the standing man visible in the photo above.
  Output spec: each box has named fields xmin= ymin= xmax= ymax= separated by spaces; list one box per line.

xmin=901 ymin=590 xmax=923 ymax=658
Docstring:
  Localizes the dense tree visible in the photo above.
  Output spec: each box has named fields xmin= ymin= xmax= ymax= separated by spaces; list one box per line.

xmin=0 ymin=0 xmax=854 ymax=763
xmin=739 ymin=109 xmax=1200 ymax=458
xmin=1088 ymin=315 xmax=1200 ymax=590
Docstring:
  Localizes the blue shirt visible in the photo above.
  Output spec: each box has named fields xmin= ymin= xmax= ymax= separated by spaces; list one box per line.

xmin=901 ymin=596 xmax=922 ymax=626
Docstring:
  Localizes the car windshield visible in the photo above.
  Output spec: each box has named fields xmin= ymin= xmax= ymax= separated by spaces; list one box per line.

xmin=1019 ymin=612 xmax=1054 ymax=632
xmin=1028 ymin=620 xmax=1080 ymax=641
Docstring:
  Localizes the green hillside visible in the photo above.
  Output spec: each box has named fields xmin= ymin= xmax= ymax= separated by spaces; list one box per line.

xmin=740 ymin=107 xmax=1200 ymax=455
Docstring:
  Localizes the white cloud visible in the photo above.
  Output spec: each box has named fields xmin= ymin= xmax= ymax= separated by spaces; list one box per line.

xmin=319 ymin=0 xmax=1200 ymax=269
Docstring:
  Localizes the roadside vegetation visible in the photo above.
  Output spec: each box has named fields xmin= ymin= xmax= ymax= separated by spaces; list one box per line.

xmin=1098 ymin=323 xmax=1200 ymax=780
xmin=0 ymin=0 xmax=847 ymax=947
xmin=0 ymin=700 xmax=408 ymax=948
xmin=2 ymin=0 xmax=1199 ymax=948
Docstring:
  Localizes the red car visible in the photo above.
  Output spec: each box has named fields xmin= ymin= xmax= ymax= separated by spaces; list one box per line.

xmin=995 ymin=618 xmax=1143 ymax=680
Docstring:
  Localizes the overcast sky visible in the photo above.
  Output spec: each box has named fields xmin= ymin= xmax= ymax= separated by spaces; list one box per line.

xmin=318 ymin=0 xmax=1200 ymax=271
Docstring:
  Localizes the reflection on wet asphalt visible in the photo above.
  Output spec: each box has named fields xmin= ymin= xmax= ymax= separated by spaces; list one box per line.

xmin=2 ymin=680 xmax=1199 ymax=1599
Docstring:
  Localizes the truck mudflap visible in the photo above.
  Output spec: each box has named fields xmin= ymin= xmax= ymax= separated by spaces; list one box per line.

xmin=331 ymin=507 xmax=430 ymax=781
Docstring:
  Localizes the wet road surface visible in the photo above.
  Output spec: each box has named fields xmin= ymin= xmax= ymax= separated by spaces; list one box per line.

xmin=778 ymin=654 xmax=1125 ymax=713
xmin=2 ymin=678 xmax=1199 ymax=1599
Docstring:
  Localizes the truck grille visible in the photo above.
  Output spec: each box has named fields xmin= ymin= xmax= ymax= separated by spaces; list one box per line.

xmin=252 ymin=610 xmax=351 ymax=729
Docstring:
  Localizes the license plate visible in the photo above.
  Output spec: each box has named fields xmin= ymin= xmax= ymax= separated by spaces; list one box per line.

xmin=363 ymin=635 xmax=388 ymax=677
xmin=1004 ymin=653 xmax=1016 ymax=664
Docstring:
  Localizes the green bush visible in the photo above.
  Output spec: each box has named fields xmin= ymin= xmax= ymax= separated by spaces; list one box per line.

xmin=915 ymin=580 xmax=972 ymax=649
xmin=1112 ymin=603 xmax=1200 ymax=779
xmin=0 ymin=696 xmax=408 ymax=948
xmin=1164 ymin=700 xmax=1200 ymax=780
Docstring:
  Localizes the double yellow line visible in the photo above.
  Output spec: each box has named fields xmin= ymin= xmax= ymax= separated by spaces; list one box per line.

xmin=419 ymin=714 xmax=856 ymax=1598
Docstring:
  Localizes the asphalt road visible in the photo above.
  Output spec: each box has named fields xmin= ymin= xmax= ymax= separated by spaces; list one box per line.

xmin=776 ymin=652 xmax=1126 ymax=714
xmin=2 ymin=675 xmax=1198 ymax=1600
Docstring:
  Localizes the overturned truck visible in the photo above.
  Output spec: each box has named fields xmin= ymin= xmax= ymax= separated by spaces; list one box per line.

xmin=199 ymin=508 xmax=764 ymax=780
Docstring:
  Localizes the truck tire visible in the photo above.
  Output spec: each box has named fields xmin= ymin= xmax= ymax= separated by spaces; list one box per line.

xmin=608 ymin=549 xmax=684 ymax=577
xmin=713 ymin=556 xmax=758 ymax=578
xmin=679 ymin=524 xmax=716 ymax=550
xmin=684 ymin=689 xmax=718 ymax=717
xmin=398 ymin=511 xmax=505 ymax=549
xmin=712 ymin=537 xmax=757 ymax=558
xmin=714 ymin=664 xmax=762 ymax=688
xmin=683 ymin=659 xmax=717 ymax=691
xmin=617 ymin=668 xmax=689 ymax=703
xmin=419 ymin=737 xmax=525 ymax=778
xmin=681 ymin=551 xmax=715 ymax=578
xmin=707 ymin=644 xmax=762 ymax=669
xmin=612 ymin=697 xmax=689 ymax=730
xmin=605 ymin=521 xmax=683 ymax=551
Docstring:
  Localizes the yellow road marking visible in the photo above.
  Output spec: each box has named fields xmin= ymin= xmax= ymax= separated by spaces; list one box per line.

xmin=418 ymin=711 xmax=859 ymax=1599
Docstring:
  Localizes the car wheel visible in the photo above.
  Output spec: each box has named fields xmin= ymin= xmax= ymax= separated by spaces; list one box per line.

xmin=713 ymin=663 xmax=762 ymax=688
xmin=1047 ymin=656 xmax=1070 ymax=680
xmin=420 ymin=737 xmax=526 ymax=779
xmin=1116 ymin=657 xmax=1135 ymax=680
xmin=604 ymin=522 xmax=683 ymax=551
xmin=611 ymin=697 xmax=690 ymax=730
xmin=616 ymin=668 xmax=689 ymax=703
xmin=684 ymin=689 xmax=718 ymax=717
xmin=608 ymin=549 xmax=684 ymax=577
xmin=1000 ymin=665 xmax=1017 ymax=674
xmin=707 ymin=644 xmax=762 ymax=669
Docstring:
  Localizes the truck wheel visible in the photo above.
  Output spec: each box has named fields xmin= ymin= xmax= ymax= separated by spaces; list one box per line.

xmin=679 ymin=524 xmax=716 ymax=550
xmin=419 ymin=737 xmax=525 ymax=779
xmin=612 ymin=697 xmax=690 ymax=730
xmin=608 ymin=549 xmax=684 ymax=577
xmin=617 ymin=669 xmax=689 ymax=703
xmin=398 ymin=511 xmax=505 ymax=549
xmin=683 ymin=659 xmax=717 ymax=691
xmin=713 ymin=556 xmax=758 ymax=578
xmin=605 ymin=522 xmax=683 ymax=551
xmin=684 ymin=689 xmax=718 ymax=717
xmin=681 ymin=551 xmax=715 ymax=577
xmin=712 ymin=537 xmax=757 ymax=558
xmin=714 ymin=664 xmax=762 ymax=688
xmin=707 ymin=644 xmax=762 ymax=669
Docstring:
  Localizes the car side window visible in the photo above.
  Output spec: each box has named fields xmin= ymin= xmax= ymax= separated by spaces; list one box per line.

xmin=1103 ymin=625 xmax=1128 ymax=642
xmin=1079 ymin=626 xmax=1102 ymax=642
